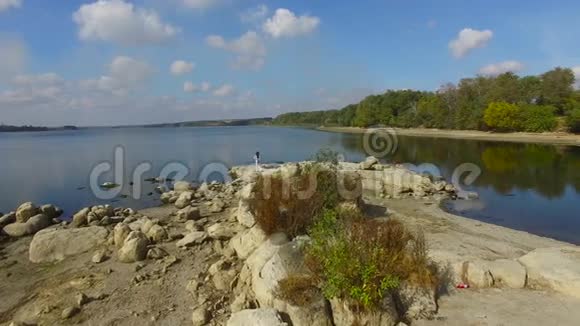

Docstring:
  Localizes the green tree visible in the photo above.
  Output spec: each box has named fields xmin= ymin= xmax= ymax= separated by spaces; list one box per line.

xmin=567 ymin=108 xmax=580 ymax=133
xmin=540 ymin=67 xmax=575 ymax=113
xmin=520 ymin=104 xmax=557 ymax=132
xmin=519 ymin=75 xmax=542 ymax=104
xmin=483 ymin=102 xmax=522 ymax=131
xmin=489 ymin=72 xmax=521 ymax=103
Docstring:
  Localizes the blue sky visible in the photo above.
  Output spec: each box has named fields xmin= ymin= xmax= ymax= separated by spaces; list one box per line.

xmin=1 ymin=0 xmax=580 ymax=126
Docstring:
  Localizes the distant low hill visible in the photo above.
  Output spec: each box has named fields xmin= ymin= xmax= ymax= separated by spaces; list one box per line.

xmin=128 ymin=117 xmax=273 ymax=128
xmin=0 ymin=125 xmax=78 ymax=133
xmin=1 ymin=118 xmax=273 ymax=132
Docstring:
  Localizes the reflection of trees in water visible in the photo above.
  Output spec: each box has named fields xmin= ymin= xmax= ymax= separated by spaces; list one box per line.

xmin=339 ymin=133 xmax=580 ymax=199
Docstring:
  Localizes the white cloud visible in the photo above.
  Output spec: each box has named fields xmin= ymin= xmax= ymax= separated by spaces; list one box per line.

xmin=13 ymin=73 xmax=64 ymax=86
xmin=263 ymin=8 xmax=320 ymax=38
xmin=0 ymin=0 xmax=21 ymax=12
xmin=449 ymin=28 xmax=493 ymax=58
xmin=73 ymin=0 xmax=178 ymax=46
xmin=184 ymin=81 xmax=212 ymax=93
xmin=170 ymin=60 xmax=195 ymax=76
xmin=183 ymin=81 xmax=197 ymax=93
xmin=212 ymin=84 xmax=235 ymax=97
xmin=479 ymin=61 xmax=524 ymax=76
xmin=206 ymin=31 xmax=266 ymax=70
xmin=240 ymin=4 xmax=268 ymax=24
xmin=81 ymin=56 xmax=153 ymax=95
xmin=0 ymin=36 xmax=26 ymax=81
xmin=182 ymin=0 xmax=219 ymax=10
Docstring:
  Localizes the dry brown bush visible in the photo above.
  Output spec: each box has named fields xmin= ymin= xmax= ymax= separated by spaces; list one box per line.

xmin=275 ymin=273 xmax=321 ymax=306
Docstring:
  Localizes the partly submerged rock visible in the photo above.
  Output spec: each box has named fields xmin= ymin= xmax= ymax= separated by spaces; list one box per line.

xmin=40 ymin=204 xmax=63 ymax=219
xmin=15 ymin=202 xmax=39 ymax=223
xmin=29 ymin=226 xmax=109 ymax=263
xmin=3 ymin=214 xmax=52 ymax=237
xmin=0 ymin=211 xmax=16 ymax=227
xmin=174 ymin=181 xmax=194 ymax=192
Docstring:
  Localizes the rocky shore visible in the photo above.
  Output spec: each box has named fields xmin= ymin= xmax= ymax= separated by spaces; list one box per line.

xmin=1 ymin=159 xmax=580 ymax=325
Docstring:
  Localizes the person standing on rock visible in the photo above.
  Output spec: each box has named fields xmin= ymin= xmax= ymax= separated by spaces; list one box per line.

xmin=254 ymin=151 xmax=261 ymax=172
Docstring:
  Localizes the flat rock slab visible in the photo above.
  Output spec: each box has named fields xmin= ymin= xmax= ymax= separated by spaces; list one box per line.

xmin=29 ymin=226 xmax=109 ymax=263
xmin=227 ymin=309 xmax=288 ymax=326
xmin=518 ymin=246 xmax=580 ymax=298
xmin=415 ymin=288 xmax=580 ymax=326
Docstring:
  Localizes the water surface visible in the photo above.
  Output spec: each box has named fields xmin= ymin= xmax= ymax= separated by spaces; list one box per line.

xmin=0 ymin=126 xmax=579 ymax=243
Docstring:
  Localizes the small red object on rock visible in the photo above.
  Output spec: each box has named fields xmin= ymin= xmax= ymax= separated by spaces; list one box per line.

xmin=456 ymin=282 xmax=470 ymax=289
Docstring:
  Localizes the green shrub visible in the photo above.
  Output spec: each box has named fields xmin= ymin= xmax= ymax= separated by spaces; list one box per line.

xmin=305 ymin=207 xmax=437 ymax=310
xmin=310 ymin=148 xmax=341 ymax=165
xmin=483 ymin=101 xmax=522 ymax=131
xmin=520 ymin=104 xmax=557 ymax=132
xmin=567 ymin=108 xmax=580 ymax=133
xmin=249 ymin=164 xmax=361 ymax=237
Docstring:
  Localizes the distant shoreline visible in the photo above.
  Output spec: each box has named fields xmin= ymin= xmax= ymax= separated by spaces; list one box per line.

xmin=319 ymin=126 xmax=580 ymax=146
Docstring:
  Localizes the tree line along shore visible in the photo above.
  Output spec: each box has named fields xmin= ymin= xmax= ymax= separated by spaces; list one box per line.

xmin=273 ymin=67 xmax=580 ymax=134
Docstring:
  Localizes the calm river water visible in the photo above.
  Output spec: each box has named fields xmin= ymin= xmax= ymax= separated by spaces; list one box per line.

xmin=1 ymin=126 xmax=579 ymax=243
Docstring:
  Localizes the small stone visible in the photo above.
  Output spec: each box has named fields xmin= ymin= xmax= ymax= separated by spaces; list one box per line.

xmin=176 ymin=232 xmax=207 ymax=248
xmin=147 ymin=247 xmax=168 ymax=260
xmin=61 ymin=306 xmax=80 ymax=319
xmin=92 ymin=250 xmax=107 ymax=264
xmin=191 ymin=305 xmax=210 ymax=326
xmin=76 ymin=293 xmax=90 ymax=307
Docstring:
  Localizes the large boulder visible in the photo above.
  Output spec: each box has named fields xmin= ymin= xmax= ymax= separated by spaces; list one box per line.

xmin=72 ymin=207 xmax=90 ymax=227
xmin=209 ymin=198 xmax=226 ymax=213
xmin=230 ymin=226 xmax=267 ymax=259
xmin=29 ymin=226 xmax=109 ymax=263
xmin=146 ymin=224 xmax=168 ymax=243
xmin=248 ymin=236 xmax=332 ymax=326
xmin=175 ymin=206 xmax=201 ymax=222
xmin=118 ymin=231 xmax=149 ymax=263
xmin=330 ymin=296 xmax=399 ymax=326
xmin=91 ymin=205 xmax=114 ymax=219
xmin=40 ymin=204 xmax=62 ymax=219
xmin=227 ymin=309 xmax=288 ymax=326
xmin=360 ymin=156 xmax=379 ymax=170
xmin=487 ymin=259 xmax=527 ymax=289
xmin=253 ymin=239 xmax=308 ymax=307
xmin=207 ymin=222 xmax=237 ymax=240
xmin=395 ymin=282 xmax=437 ymax=321
xmin=175 ymin=191 xmax=193 ymax=209
xmin=15 ymin=202 xmax=39 ymax=223
xmin=237 ymin=200 xmax=256 ymax=228
xmin=173 ymin=181 xmax=194 ymax=192
xmin=463 ymin=260 xmax=494 ymax=288
xmin=3 ymin=214 xmax=52 ymax=237
xmin=113 ymin=223 xmax=132 ymax=248
xmin=518 ymin=247 xmax=580 ymax=298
